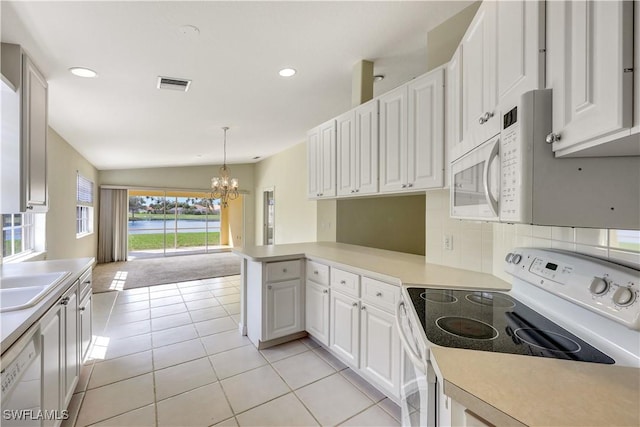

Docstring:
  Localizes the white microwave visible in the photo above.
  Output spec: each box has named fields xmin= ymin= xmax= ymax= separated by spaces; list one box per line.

xmin=450 ymin=88 xmax=640 ymax=228
xmin=450 ymin=89 xmax=551 ymax=223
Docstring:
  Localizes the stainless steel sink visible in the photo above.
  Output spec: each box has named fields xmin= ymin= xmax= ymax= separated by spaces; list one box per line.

xmin=0 ymin=271 xmax=71 ymax=312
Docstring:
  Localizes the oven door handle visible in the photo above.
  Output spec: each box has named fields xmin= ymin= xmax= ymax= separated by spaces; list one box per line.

xmin=396 ymin=300 xmax=426 ymax=373
xmin=482 ymin=136 xmax=500 ymax=218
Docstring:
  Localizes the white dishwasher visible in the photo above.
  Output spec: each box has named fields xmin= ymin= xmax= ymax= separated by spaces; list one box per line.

xmin=1 ymin=325 xmax=42 ymax=427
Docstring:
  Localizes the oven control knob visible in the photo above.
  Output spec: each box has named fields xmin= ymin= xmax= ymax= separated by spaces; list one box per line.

xmin=512 ymin=254 xmax=522 ymax=265
xmin=505 ymin=253 xmax=514 ymax=263
xmin=589 ymin=277 xmax=610 ymax=296
xmin=613 ymin=287 xmax=636 ymax=307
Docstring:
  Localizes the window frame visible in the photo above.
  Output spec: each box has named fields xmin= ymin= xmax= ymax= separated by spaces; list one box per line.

xmin=2 ymin=213 xmax=36 ymax=260
xmin=76 ymin=173 xmax=94 ymax=238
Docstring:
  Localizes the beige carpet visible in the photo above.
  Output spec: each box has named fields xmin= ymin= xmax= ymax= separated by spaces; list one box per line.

xmin=92 ymin=252 xmax=241 ymax=292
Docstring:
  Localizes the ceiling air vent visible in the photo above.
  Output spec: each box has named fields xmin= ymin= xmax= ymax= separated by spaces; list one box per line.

xmin=157 ymin=76 xmax=191 ymax=92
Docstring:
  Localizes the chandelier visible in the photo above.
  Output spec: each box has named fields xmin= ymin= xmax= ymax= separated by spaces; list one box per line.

xmin=211 ymin=126 xmax=239 ymax=208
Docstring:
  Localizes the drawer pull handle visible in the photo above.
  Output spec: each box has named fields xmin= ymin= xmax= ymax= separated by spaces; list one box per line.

xmin=268 ymin=285 xmax=273 ymax=290
xmin=80 ymin=307 xmax=86 ymax=312
xmin=323 ymin=289 xmax=328 ymax=294
xmin=376 ymin=292 xmax=382 ymax=297
xmin=340 ymin=280 xmax=346 ymax=285
xmin=361 ymin=306 xmax=366 ymax=311
xmin=352 ymin=302 xmax=358 ymax=307
xmin=314 ymin=271 xmax=318 ymax=275
xmin=283 ymin=268 xmax=287 ymax=273
xmin=60 ymin=297 xmax=70 ymax=306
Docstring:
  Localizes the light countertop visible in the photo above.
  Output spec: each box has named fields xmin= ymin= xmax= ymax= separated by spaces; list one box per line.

xmin=234 ymin=242 xmax=510 ymax=291
xmin=431 ymin=346 xmax=640 ymax=427
xmin=1 ymin=257 xmax=95 ymax=352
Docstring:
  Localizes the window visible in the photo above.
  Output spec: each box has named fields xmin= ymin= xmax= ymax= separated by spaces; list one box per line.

xmin=2 ymin=213 xmax=35 ymax=259
xmin=77 ymin=173 xmax=94 ymax=237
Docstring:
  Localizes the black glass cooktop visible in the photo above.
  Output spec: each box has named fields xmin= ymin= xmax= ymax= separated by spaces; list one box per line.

xmin=407 ymin=288 xmax=615 ymax=364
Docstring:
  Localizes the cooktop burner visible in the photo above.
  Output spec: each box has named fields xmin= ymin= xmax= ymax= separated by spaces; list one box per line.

xmin=465 ymin=292 xmax=515 ymax=309
xmin=436 ymin=316 xmax=498 ymax=340
xmin=407 ymin=287 xmax=615 ymax=364
xmin=420 ymin=290 xmax=458 ymax=304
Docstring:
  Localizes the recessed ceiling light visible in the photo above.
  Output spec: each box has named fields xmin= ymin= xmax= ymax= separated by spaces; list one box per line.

xmin=279 ymin=68 xmax=296 ymax=77
xmin=373 ymin=75 xmax=385 ymax=83
xmin=69 ymin=67 xmax=98 ymax=78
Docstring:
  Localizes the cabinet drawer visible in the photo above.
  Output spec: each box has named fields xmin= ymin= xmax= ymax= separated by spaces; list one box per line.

xmin=306 ymin=260 xmax=329 ymax=285
xmin=361 ymin=277 xmax=399 ymax=312
xmin=331 ymin=268 xmax=360 ymax=297
xmin=266 ymin=260 xmax=301 ymax=283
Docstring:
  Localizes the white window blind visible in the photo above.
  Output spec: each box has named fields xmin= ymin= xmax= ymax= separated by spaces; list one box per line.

xmin=77 ymin=173 xmax=94 ymax=206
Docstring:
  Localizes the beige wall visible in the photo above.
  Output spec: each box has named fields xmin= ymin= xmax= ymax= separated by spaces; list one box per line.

xmin=100 ymin=163 xmax=256 ymax=247
xmin=426 ymin=1 xmax=481 ymax=71
xmin=253 ymin=142 xmax=317 ymax=245
xmin=337 ymin=194 xmax=426 ymax=255
xmin=46 ymin=127 xmax=99 ymax=260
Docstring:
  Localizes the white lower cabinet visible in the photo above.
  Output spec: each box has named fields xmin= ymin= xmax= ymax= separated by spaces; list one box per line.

xmin=305 ymin=279 xmax=330 ymax=346
xmin=328 ymin=268 xmax=401 ymax=400
xmin=40 ymin=281 xmax=80 ymax=427
xmin=79 ymin=290 xmax=92 ymax=361
xmin=329 ymin=290 xmax=360 ymax=366
xmin=360 ymin=303 xmax=400 ymax=397
xmin=246 ymin=259 xmax=304 ymax=347
xmin=266 ymin=279 xmax=303 ymax=340
xmin=40 ymin=301 xmax=63 ymax=427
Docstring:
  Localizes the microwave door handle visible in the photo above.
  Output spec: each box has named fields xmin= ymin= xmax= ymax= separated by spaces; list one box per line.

xmin=483 ymin=138 xmax=500 ymax=217
xmin=396 ymin=301 xmax=426 ymax=373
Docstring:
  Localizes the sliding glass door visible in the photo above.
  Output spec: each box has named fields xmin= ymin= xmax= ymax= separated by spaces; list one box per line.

xmin=128 ymin=190 xmax=222 ymax=258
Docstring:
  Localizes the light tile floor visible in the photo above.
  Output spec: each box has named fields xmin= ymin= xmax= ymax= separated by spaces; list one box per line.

xmin=66 ymin=275 xmax=401 ymax=427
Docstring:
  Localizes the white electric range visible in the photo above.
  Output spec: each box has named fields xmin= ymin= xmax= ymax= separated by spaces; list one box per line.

xmin=396 ymin=248 xmax=640 ymax=427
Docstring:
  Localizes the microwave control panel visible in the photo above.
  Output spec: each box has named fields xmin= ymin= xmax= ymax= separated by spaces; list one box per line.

xmin=500 ymin=105 xmax=521 ymax=221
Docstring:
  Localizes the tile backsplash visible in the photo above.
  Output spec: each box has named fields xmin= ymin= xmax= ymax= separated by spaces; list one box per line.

xmin=425 ymin=189 xmax=640 ymax=283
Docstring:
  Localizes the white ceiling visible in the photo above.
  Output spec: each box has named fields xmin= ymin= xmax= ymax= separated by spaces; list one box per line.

xmin=2 ymin=1 xmax=472 ymax=170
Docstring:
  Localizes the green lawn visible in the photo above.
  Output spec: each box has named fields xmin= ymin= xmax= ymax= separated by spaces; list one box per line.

xmin=128 ymin=232 xmax=220 ymax=250
xmin=129 ymin=213 xmax=220 ymax=221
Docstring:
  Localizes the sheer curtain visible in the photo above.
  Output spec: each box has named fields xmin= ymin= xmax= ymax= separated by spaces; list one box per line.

xmin=97 ymin=188 xmax=128 ymax=263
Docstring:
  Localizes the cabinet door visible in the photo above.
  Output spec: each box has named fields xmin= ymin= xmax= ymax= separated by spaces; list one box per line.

xmin=318 ymin=120 xmax=337 ymax=198
xmin=379 ymin=85 xmax=408 ymax=192
xmin=329 ymin=291 xmax=359 ymax=366
xmin=305 ymin=280 xmax=329 ymax=346
xmin=21 ymin=54 xmax=48 ymax=212
xmin=448 ymin=45 xmax=465 ymax=163
xmin=547 ymin=0 xmax=633 ymax=156
xmin=265 ymin=279 xmax=303 ymax=340
xmin=62 ymin=286 xmax=79 ymax=407
xmin=360 ymin=304 xmax=400 ymax=398
xmin=307 ymin=128 xmax=320 ymax=199
xmin=407 ymin=69 xmax=444 ymax=190
xmin=496 ymin=0 xmax=544 ymax=109
xmin=354 ymin=99 xmax=379 ymax=195
xmin=336 ymin=110 xmax=356 ymax=196
xmin=461 ymin=1 xmax=498 ymax=148
xmin=41 ymin=303 xmax=63 ymax=427
xmin=79 ymin=292 xmax=92 ymax=361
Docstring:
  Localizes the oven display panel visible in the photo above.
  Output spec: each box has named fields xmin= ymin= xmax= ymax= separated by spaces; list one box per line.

xmin=530 ymin=258 xmax=573 ymax=284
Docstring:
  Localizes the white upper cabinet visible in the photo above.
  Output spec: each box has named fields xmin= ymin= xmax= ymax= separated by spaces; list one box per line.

xmin=337 ymin=99 xmax=379 ymax=197
xmin=547 ymin=0 xmax=636 ymax=157
xmin=496 ymin=0 xmax=545 ymax=109
xmin=22 ymin=54 xmax=48 ymax=212
xmin=380 ymin=67 xmax=445 ymax=193
xmin=407 ymin=68 xmax=445 ymax=190
xmin=307 ymin=119 xmax=336 ymax=199
xmin=459 ymin=0 xmax=498 ymax=156
xmin=1 ymin=43 xmax=48 ymax=213
xmin=447 ymin=45 xmax=464 ymax=161
xmin=379 ymin=85 xmax=407 ymax=193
